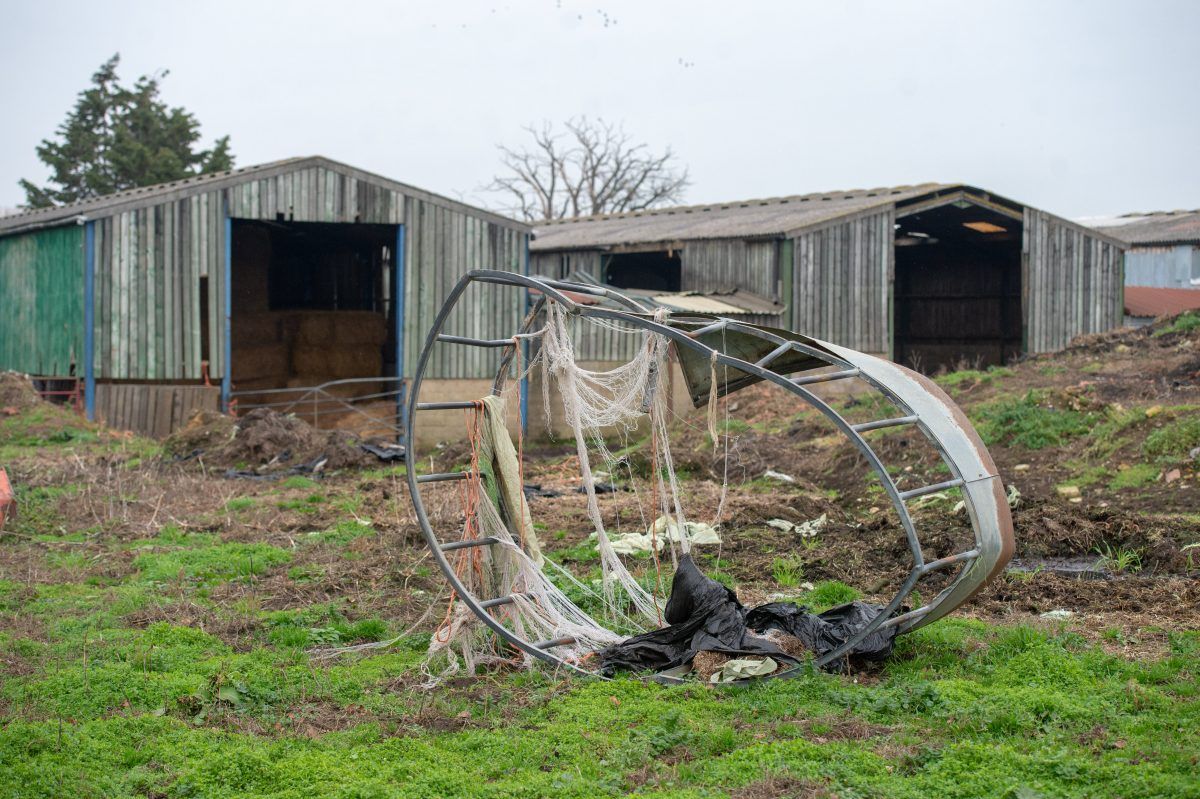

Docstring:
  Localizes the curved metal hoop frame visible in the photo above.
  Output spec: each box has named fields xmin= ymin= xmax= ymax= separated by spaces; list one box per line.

xmin=406 ymin=270 xmax=1015 ymax=680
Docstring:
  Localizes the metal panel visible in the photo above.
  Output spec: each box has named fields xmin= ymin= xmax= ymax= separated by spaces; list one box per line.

xmin=1123 ymin=245 xmax=1197 ymax=289
xmin=0 ymin=225 xmax=84 ymax=376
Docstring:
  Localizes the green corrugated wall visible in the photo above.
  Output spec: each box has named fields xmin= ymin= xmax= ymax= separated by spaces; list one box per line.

xmin=0 ymin=225 xmax=84 ymax=376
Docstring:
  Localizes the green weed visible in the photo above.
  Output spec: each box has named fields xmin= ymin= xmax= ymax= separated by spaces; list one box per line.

xmin=1153 ymin=310 xmax=1200 ymax=337
xmin=1093 ymin=543 xmax=1143 ymax=574
xmin=972 ymin=391 xmax=1096 ymax=450
xmin=1108 ymin=463 xmax=1159 ymax=490
xmin=1143 ymin=414 xmax=1200 ymax=462
xmin=770 ymin=556 xmax=805 ymax=588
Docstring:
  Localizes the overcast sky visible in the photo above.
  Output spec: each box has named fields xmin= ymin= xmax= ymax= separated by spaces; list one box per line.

xmin=1 ymin=0 xmax=1197 ymax=218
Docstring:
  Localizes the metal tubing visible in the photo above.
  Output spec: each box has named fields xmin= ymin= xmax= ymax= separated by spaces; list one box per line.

xmin=532 ymin=636 xmax=577 ymax=649
xmin=479 ymin=595 xmax=518 ymax=610
xmin=441 ymin=537 xmax=500 ymax=552
xmin=755 ymin=341 xmax=793 ymax=368
xmin=406 ymin=269 xmax=1013 ymax=680
xmin=918 ymin=549 xmax=980 ymax=576
xmin=792 ymin=368 xmax=861 ymax=386
xmin=417 ymin=472 xmax=471 ymax=484
xmin=417 ymin=401 xmax=480 ymax=411
xmin=438 ymin=334 xmax=517 ymax=347
xmin=899 ymin=478 xmax=965 ymax=501
xmin=852 ymin=415 xmax=920 ymax=433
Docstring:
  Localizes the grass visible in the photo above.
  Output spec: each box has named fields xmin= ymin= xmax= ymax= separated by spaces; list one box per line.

xmin=1108 ymin=463 xmax=1160 ymax=490
xmin=971 ymin=391 xmax=1097 ymax=450
xmin=1143 ymin=414 xmax=1200 ymax=462
xmin=1152 ymin=310 xmax=1200 ymax=337
xmin=1092 ymin=543 xmax=1144 ymax=575
xmin=934 ymin=366 xmax=1014 ymax=390
xmin=770 ymin=556 xmax=805 ymax=588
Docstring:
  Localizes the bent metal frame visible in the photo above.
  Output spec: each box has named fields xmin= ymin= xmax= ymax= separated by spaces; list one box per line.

xmin=406 ymin=270 xmax=1015 ymax=681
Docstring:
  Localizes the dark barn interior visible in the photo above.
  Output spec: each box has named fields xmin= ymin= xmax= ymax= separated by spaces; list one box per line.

xmin=893 ymin=203 xmax=1023 ymax=372
xmin=229 ymin=220 xmax=398 ymax=420
xmin=604 ymin=250 xmax=682 ymax=292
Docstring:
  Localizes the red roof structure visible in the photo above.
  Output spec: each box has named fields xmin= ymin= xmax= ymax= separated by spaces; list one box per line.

xmin=1124 ymin=286 xmax=1200 ymax=318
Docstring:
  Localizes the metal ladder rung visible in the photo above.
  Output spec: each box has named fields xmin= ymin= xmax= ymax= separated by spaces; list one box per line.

xmin=687 ymin=320 xmax=729 ymax=338
xmin=416 ymin=401 xmax=479 ymax=411
xmin=437 ymin=334 xmax=515 ymax=347
xmin=899 ymin=478 xmax=964 ymax=501
xmin=440 ymin=536 xmax=500 ymax=552
xmin=755 ymin=342 xmax=794 ymax=368
xmin=479 ymin=594 xmax=518 ymax=610
xmin=852 ymin=415 xmax=920 ymax=433
xmin=417 ymin=471 xmax=471 ymax=483
xmin=918 ymin=549 xmax=980 ymax=576
xmin=531 ymin=636 xmax=577 ymax=650
xmin=792 ymin=368 xmax=860 ymax=386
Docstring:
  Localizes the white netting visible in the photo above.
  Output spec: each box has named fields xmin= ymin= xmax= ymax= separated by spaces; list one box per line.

xmin=424 ymin=304 xmax=707 ymax=681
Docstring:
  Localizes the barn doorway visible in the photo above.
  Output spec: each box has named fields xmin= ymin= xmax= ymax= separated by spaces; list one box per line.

xmin=228 ymin=220 xmax=401 ymax=435
xmin=604 ymin=250 xmax=682 ymax=292
xmin=892 ymin=203 xmax=1023 ymax=373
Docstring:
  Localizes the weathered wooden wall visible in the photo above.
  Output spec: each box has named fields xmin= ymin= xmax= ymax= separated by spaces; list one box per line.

xmin=1023 ymin=210 xmax=1125 ymax=353
xmin=405 ymin=197 xmax=527 ymax=379
xmin=81 ymin=163 xmax=528 ymax=384
xmin=681 ymin=239 xmax=779 ymax=298
xmin=0 ymin=226 xmax=83 ymax=376
xmin=790 ymin=209 xmax=894 ymax=354
xmin=94 ymin=383 xmax=220 ymax=439
xmin=529 ymin=250 xmax=602 ymax=281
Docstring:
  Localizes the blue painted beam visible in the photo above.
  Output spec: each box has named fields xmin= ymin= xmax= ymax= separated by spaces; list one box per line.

xmin=222 ymin=212 xmax=232 ymax=411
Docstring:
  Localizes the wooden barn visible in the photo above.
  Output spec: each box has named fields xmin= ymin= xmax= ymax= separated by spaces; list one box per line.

xmin=532 ymin=183 xmax=1127 ymax=371
xmin=0 ymin=157 xmax=530 ymax=438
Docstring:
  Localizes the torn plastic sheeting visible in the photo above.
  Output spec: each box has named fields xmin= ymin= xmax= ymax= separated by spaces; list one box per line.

xmin=766 ymin=513 xmax=826 ymax=538
xmin=603 ymin=516 xmax=721 ymax=555
xmin=598 ymin=555 xmax=900 ymax=678
xmin=710 ymin=656 xmax=778 ymax=683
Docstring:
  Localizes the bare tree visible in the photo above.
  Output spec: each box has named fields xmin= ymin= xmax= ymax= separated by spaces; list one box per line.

xmin=487 ymin=118 xmax=689 ymax=221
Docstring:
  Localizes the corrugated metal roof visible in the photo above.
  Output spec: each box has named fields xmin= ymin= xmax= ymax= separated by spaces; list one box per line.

xmin=650 ymin=293 xmax=757 ymax=315
xmin=530 ymin=183 xmax=999 ymax=250
xmin=0 ymin=156 xmax=528 ymax=236
xmin=1089 ymin=210 xmax=1200 ymax=246
xmin=1124 ymin=286 xmax=1200 ymax=318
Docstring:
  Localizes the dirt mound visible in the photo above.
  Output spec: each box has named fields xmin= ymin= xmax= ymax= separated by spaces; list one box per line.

xmin=166 ymin=407 xmax=375 ymax=471
xmin=0 ymin=372 xmax=41 ymax=411
xmin=1013 ymin=501 xmax=1188 ymax=573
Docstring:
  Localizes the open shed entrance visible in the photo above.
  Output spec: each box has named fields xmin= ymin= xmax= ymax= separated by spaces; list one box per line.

xmin=893 ymin=202 xmax=1023 ymax=373
xmin=229 ymin=219 xmax=401 ymax=436
xmin=604 ymin=250 xmax=682 ymax=292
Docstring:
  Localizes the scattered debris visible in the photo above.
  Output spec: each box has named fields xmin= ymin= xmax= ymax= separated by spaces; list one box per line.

xmin=599 ymin=555 xmax=898 ymax=678
xmin=1039 ymin=609 xmax=1076 ymax=620
xmin=763 ymin=469 xmax=796 ymax=484
xmin=709 ymin=656 xmax=778 ymax=683
xmin=1164 ymin=469 xmax=1181 ymax=484
xmin=522 ymin=483 xmax=563 ymax=498
xmin=604 ymin=516 xmax=721 ymax=555
xmin=1013 ymin=463 xmax=1031 ymax=472
xmin=1056 ymin=485 xmax=1082 ymax=499
xmin=766 ymin=514 xmax=827 ymax=538
xmin=165 ymin=408 xmax=376 ymax=473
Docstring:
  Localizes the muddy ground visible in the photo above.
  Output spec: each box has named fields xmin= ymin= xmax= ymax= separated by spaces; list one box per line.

xmin=1 ymin=313 xmax=1198 ymax=670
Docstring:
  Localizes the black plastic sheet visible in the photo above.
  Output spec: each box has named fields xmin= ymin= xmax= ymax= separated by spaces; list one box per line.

xmin=599 ymin=555 xmax=899 ymax=678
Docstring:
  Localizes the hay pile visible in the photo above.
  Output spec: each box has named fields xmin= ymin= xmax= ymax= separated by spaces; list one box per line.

xmin=0 ymin=372 xmax=41 ymax=412
xmin=166 ymin=407 xmax=375 ymax=471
